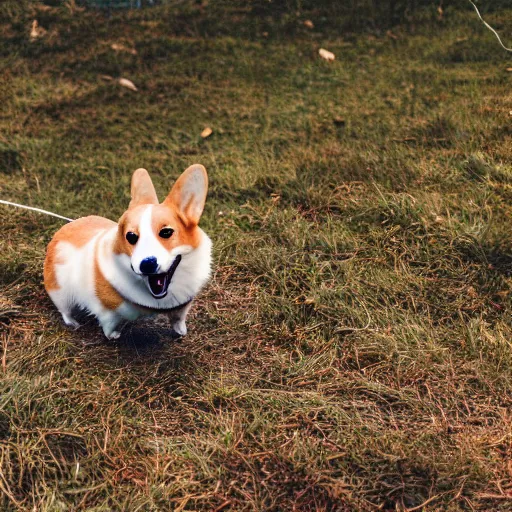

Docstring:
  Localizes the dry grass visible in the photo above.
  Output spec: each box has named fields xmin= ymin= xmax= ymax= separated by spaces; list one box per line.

xmin=1 ymin=1 xmax=512 ymax=510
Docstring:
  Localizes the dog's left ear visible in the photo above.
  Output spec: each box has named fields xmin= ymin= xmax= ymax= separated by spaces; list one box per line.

xmin=164 ymin=164 xmax=208 ymax=226
xmin=130 ymin=168 xmax=159 ymax=208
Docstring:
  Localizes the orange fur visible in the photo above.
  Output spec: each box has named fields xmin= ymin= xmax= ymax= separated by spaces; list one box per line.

xmin=43 ymin=239 xmax=62 ymax=291
xmin=44 ymin=216 xmax=116 ymax=292
xmin=113 ymin=206 xmax=145 ymax=255
xmin=94 ymin=247 xmax=124 ymax=310
xmin=151 ymin=204 xmax=202 ymax=250
xmin=113 ymin=203 xmax=202 ymax=256
xmin=50 ymin=216 xmax=117 ymax=247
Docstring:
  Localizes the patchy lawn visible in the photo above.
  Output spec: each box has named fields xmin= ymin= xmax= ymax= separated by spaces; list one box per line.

xmin=1 ymin=1 xmax=512 ymax=510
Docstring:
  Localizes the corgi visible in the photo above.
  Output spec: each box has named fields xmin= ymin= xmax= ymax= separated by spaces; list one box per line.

xmin=43 ymin=164 xmax=212 ymax=340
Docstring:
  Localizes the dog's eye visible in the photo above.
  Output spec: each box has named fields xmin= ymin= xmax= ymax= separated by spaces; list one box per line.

xmin=126 ymin=232 xmax=139 ymax=245
xmin=159 ymin=227 xmax=174 ymax=239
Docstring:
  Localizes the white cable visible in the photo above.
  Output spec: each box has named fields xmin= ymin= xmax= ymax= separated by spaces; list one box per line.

xmin=0 ymin=199 xmax=74 ymax=222
xmin=469 ymin=1 xmax=512 ymax=52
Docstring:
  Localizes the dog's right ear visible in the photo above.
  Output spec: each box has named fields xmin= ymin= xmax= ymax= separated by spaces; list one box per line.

xmin=129 ymin=168 xmax=159 ymax=208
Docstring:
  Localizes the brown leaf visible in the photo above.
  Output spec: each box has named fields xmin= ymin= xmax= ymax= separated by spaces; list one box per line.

xmin=111 ymin=43 xmax=137 ymax=55
xmin=30 ymin=20 xmax=46 ymax=41
xmin=303 ymin=20 xmax=314 ymax=29
xmin=319 ymin=48 xmax=335 ymax=61
xmin=201 ymin=127 xmax=213 ymax=138
xmin=118 ymin=78 xmax=138 ymax=91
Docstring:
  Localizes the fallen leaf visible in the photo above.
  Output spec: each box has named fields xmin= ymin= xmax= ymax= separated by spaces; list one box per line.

xmin=303 ymin=20 xmax=314 ymax=29
xmin=319 ymin=48 xmax=335 ymax=61
xmin=111 ymin=43 xmax=137 ymax=55
xmin=35 ymin=4 xmax=53 ymax=11
xmin=201 ymin=127 xmax=213 ymax=138
xmin=30 ymin=20 xmax=46 ymax=41
xmin=506 ymin=67 xmax=512 ymax=72
xmin=118 ymin=78 xmax=137 ymax=91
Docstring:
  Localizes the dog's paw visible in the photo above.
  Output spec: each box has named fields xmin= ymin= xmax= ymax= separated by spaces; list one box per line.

xmin=62 ymin=314 xmax=80 ymax=329
xmin=107 ymin=330 xmax=121 ymax=340
xmin=172 ymin=321 xmax=187 ymax=337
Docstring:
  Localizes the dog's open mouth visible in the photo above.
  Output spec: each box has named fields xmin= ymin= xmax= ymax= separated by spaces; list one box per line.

xmin=145 ymin=255 xmax=182 ymax=299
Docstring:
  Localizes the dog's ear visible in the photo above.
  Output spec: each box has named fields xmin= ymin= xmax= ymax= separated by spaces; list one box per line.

xmin=164 ymin=164 xmax=208 ymax=226
xmin=130 ymin=168 xmax=159 ymax=208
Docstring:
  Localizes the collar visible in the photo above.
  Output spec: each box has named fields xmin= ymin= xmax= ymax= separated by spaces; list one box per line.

xmin=130 ymin=298 xmax=193 ymax=314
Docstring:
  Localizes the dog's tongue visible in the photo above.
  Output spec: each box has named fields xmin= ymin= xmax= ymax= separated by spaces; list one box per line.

xmin=144 ymin=255 xmax=182 ymax=299
xmin=147 ymin=273 xmax=169 ymax=298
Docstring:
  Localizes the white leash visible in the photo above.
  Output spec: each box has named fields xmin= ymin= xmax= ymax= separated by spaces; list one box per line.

xmin=469 ymin=1 xmax=512 ymax=52
xmin=0 ymin=199 xmax=74 ymax=222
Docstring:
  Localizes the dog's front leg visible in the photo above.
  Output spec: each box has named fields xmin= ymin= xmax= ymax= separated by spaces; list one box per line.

xmin=171 ymin=302 xmax=193 ymax=337
xmin=98 ymin=310 xmax=123 ymax=340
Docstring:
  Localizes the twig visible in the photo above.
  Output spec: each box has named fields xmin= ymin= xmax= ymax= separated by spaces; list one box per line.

xmin=475 ymin=493 xmax=512 ymax=500
xmin=406 ymin=492 xmax=448 ymax=511
xmin=469 ymin=1 xmax=512 ymax=52
xmin=1 ymin=332 xmax=8 ymax=372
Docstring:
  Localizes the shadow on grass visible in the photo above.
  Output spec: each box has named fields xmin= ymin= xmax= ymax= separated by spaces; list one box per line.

xmin=67 ymin=309 xmax=182 ymax=351
xmin=455 ymin=239 xmax=512 ymax=278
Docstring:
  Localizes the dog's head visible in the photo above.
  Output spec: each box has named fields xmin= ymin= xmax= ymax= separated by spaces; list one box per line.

xmin=114 ymin=164 xmax=208 ymax=299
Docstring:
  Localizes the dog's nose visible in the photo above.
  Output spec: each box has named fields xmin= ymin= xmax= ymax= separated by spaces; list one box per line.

xmin=140 ymin=257 xmax=158 ymax=274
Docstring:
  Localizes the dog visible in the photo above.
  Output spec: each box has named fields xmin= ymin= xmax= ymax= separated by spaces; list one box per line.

xmin=43 ymin=164 xmax=212 ymax=339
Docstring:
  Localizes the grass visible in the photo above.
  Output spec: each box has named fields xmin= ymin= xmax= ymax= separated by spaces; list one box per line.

xmin=1 ymin=1 xmax=512 ymax=510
